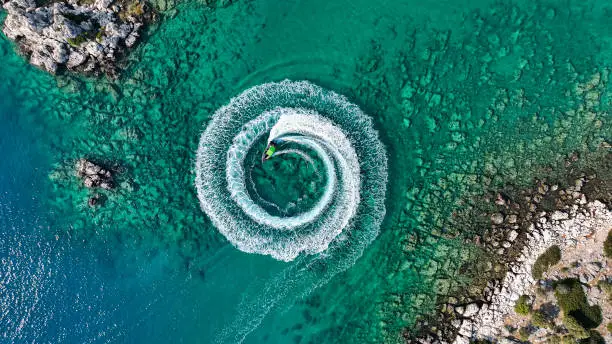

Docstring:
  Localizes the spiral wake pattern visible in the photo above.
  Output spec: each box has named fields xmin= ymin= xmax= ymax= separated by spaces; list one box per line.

xmin=195 ymin=80 xmax=387 ymax=262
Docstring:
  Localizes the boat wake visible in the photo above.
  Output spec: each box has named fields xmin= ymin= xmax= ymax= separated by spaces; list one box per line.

xmin=195 ymin=80 xmax=387 ymax=261
xmin=195 ymin=80 xmax=388 ymax=342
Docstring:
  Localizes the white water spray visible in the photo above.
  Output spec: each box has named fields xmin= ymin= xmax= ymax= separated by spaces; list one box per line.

xmin=195 ymin=80 xmax=387 ymax=262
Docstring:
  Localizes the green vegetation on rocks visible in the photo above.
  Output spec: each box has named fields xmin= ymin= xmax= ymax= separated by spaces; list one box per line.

xmin=95 ymin=27 xmax=105 ymax=43
xmin=518 ymin=326 xmax=530 ymax=341
xmin=67 ymin=34 xmax=88 ymax=47
xmin=555 ymin=279 xmax=602 ymax=331
xmin=514 ymin=295 xmax=532 ymax=315
xmin=604 ymin=229 xmax=612 ymax=258
xmin=579 ymin=330 xmax=605 ymax=344
xmin=546 ymin=335 xmax=580 ymax=344
xmin=119 ymin=0 xmax=146 ymax=20
xmin=532 ymin=309 xmax=554 ymax=329
xmin=532 ymin=245 xmax=562 ymax=279
xmin=562 ymin=315 xmax=590 ymax=339
xmin=598 ymin=280 xmax=612 ymax=302
xmin=545 ymin=335 xmax=571 ymax=344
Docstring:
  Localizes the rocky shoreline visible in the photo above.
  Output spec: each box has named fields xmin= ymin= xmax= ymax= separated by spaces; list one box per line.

xmin=446 ymin=153 xmax=612 ymax=344
xmin=76 ymin=158 xmax=115 ymax=190
xmin=455 ymin=200 xmax=612 ymax=343
xmin=406 ymin=148 xmax=612 ymax=344
xmin=1 ymin=0 xmax=154 ymax=77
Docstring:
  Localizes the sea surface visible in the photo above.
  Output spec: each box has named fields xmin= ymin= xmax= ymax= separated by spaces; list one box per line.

xmin=0 ymin=0 xmax=611 ymax=343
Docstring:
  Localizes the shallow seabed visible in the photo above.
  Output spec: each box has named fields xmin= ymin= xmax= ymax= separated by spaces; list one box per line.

xmin=0 ymin=0 xmax=611 ymax=343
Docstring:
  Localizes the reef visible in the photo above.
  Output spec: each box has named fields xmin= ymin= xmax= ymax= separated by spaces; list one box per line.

xmin=1 ymin=0 xmax=153 ymax=77
xmin=48 ymin=158 xmax=125 ymax=209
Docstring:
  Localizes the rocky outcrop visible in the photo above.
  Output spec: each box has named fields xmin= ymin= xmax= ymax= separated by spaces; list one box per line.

xmin=76 ymin=158 xmax=114 ymax=190
xmin=2 ymin=0 xmax=152 ymax=77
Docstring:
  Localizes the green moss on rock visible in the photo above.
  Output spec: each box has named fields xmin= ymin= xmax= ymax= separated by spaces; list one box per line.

xmin=562 ymin=315 xmax=590 ymax=339
xmin=67 ymin=34 xmax=88 ymax=47
xmin=598 ymin=280 xmax=612 ymax=299
xmin=95 ymin=27 xmax=105 ymax=43
xmin=546 ymin=335 xmax=580 ymax=344
xmin=532 ymin=309 xmax=554 ymax=329
xmin=579 ymin=330 xmax=605 ymax=344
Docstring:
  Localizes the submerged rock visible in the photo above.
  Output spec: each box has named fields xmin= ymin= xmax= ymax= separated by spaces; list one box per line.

xmin=2 ymin=0 xmax=153 ymax=77
xmin=88 ymin=193 xmax=105 ymax=207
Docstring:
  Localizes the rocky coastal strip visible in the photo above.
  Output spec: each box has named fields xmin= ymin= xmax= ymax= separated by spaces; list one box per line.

xmin=406 ymin=149 xmax=612 ymax=344
xmin=446 ymin=154 xmax=612 ymax=344
xmin=1 ymin=0 xmax=153 ymax=76
xmin=455 ymin=200 xmax=612 ymax=343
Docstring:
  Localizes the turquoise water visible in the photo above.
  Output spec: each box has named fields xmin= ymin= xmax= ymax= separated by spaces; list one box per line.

xmin=1 ymin=0 xmax=611 ymax=343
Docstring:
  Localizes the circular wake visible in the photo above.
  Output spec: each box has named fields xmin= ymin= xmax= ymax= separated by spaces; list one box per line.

xmin=195 ymin=80 xmax=387 ymax=261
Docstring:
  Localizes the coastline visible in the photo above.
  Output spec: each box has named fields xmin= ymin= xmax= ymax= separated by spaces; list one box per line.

xmin=455 ymin=200 xmax=612 ymax=343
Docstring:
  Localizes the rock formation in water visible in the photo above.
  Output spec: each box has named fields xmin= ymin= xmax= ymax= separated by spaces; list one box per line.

xmin=76 ymin=158 xmax=114 ymax=190
xmin=1 ymin=0 xmax=153 ymax=77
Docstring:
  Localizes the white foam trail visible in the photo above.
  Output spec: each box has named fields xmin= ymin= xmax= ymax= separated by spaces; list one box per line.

xmin=195 ymin=80 xmax=386 ymax=262
xmin=226 ymin=109 xmax=348 ymax=233
xmin=273 ymin=149 xmax=320 ymax=180
xmin=195 ymin=80 xmax=387 ymax=343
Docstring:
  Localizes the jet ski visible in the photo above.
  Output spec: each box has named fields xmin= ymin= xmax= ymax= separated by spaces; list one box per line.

xmin=262 ymin=139 xmax=282 ymax=162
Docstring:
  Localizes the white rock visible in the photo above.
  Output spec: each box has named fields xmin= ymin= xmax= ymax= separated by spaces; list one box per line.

xmin=508 ymin=230 xmax=519 ymax=241
xmin=84 ymin=41 xmax=104 ymax=58
xmin=491 ymin=213 xmax=504 ymax=225
xmin=551 ymin=210 xmax=569 ymax=221
xmin=66 ymin=51 xmax=86 ymax=68
xmin=94 ymin=0 xmax=113 ymax=10
xmin=464 ymin=303 xmax=480 ymax=317
xmin=125 ymin=32 xmax=139 ymax=48
xmin=29 ymin=50 xmax=57 ymax=73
